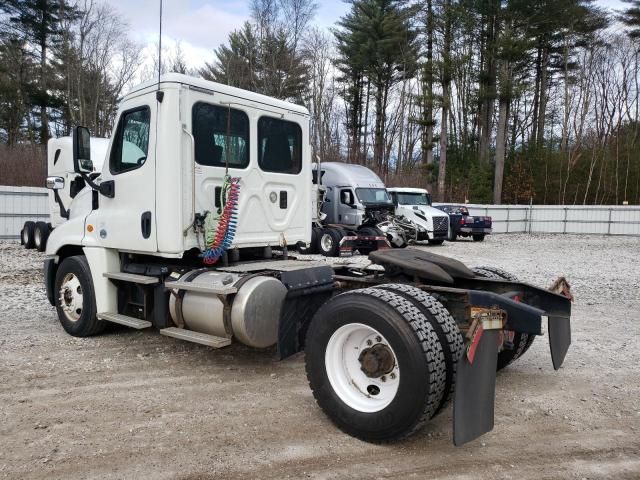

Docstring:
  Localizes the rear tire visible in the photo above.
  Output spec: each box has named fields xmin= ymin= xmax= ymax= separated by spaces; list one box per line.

xmin=22 ymin=221 xmax=35 ymax=249
xmin=54 ymin=256 xmax=105 ymax=337
xmin=375 ymin=284 xmax=463 ymax=416
xmin=471 ymin=266 xmax=533 ymax=370
xmin=305 ymin=288 xmax=446 ymax=441
xmin=428 ymin=239 xmax=444 ymax=246
xmin=297 ymin=227 xmax=320 ymax=254
xmin=472 ymin=234 xmax=485 ymax=242
xmin=34 ymin=221 xmax=50 ymax=252
xmin=319 ymin=228 xmax=342 ymax=257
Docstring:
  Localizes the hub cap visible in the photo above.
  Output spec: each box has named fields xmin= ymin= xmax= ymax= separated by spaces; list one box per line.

xmin=325 ymin=323 xmax=400 ymax=412
xmin=321 ymin=233 xmax=334 ymax=252
xmin=59 ymin=273 xmax=83 ymax=322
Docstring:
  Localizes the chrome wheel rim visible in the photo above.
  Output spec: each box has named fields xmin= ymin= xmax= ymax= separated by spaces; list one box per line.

xmin=325 ymin=323 xmax=400 ymax=413
xmin=59 ymin=273 xmax=83 ymax=322
xmin=321 ymin=233 xmax=334 ymax=252
xmin=34 ymin=229 xmax=41 ymax=248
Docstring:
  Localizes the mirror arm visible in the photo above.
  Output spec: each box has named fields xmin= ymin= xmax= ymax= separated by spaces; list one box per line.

xmin=80 ymin=172 xmax=115 ymax=199
xmin=53 ymin=189 xmax=69 ymax=219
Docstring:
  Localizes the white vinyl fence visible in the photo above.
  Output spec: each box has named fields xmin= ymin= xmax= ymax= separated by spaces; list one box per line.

xmin=1 ymin=185 xmax=639 ymax=239
xmin=0 ymin=186 xmax=49 ymax=240
xmin=451 ymin=204 xmax=640 ymax=236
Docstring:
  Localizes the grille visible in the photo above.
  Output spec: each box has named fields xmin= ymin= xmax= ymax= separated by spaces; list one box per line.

xmin=433 ymin=216 xmax=449 ymax=235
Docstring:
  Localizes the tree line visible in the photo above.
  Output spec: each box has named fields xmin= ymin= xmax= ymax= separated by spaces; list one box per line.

xmin=1 ymin=0 xmax=640 ymax=205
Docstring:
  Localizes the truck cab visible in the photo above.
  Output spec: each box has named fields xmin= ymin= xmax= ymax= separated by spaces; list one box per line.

xmin=387 ymin=187 xmax=450 ymax=244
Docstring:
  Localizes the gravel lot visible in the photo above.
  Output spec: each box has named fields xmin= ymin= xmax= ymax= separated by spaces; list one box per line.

xmin=1 ymin=234 xmax=639 ymax=479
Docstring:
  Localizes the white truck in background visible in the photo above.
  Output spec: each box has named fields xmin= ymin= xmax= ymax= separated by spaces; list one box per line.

xmin=386 ymin=187 xmax=450 ymax=245
xmin=40 ymin=73 xmax=573 ymax=446
xmin=20 ymin=136 xmax=108 ymax=251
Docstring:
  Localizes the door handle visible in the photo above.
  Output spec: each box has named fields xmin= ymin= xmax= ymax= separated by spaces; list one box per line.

xmin=141 ymin=211 xmax=152 ymax=239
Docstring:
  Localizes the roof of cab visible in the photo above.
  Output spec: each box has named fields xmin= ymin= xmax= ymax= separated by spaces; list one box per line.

xmin=123 ymin=73 xmax=310 ymax=116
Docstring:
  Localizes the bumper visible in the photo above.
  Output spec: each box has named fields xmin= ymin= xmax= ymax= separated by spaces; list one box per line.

xmin=339 ymin=235 xmax=390 ymax=255
xmin=459 ymin=227 xmax=492 ymax=234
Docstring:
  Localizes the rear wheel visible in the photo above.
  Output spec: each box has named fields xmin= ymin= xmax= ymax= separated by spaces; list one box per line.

xmin=22 ymin=221 xmax=35 ymax=249
xmin=297 ymin=227 xmax=320 ymax=254
xmin=447 ymin=228 xmax=457 ymax=242
xmin=428 ymin=239 xmax=444 ymax=246
xmin=375 ymin=284 xmax=463 ymax=416
xmin=319 ymin=228 xmax=342 ymax=257
xmin=472 ymin=234 xmax=485 ymax=242
xmin=34 ymin=221 xmax=50 ymax=252
xmin=54 ymin=256 xmax=105 ymax=337
xmin=305 ymin=288 xmax=446 ymax=441
xmin=472 ymin=266 xmax=534 ymax=370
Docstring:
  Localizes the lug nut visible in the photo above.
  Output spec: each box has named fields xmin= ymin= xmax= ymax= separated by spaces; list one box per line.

xmin=381 ymin=375 xmax=386 ymax=382
xmin=375 ymin=336 xmax=382 ymax=342
xmin=390 ymin=373 xmax=396 ymax=379
xmin=366 ymin=339 xmax=372 ymax=346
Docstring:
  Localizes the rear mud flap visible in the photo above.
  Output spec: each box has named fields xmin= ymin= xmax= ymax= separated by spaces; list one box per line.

xmin=548 ymin=316 xmax=571 ymax=370
xmin=453 ymin=329 xmax=499 ymax=446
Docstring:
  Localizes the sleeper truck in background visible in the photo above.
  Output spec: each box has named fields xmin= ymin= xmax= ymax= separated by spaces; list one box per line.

xmin=42 ymin=73 xmax=573 ymax=446
xmin=20 ymin=136 xmax=108 ymax=251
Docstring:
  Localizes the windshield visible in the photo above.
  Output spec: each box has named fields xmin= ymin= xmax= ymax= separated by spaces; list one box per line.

xmin=355 ymin=188 xmax=391 ymax=204
xmin=396 ymin=192 xmax=432 ymax=206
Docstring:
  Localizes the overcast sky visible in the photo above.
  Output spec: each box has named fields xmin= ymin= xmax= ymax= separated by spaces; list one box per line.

xmin=106 ymin=0 xmax=631 ymax=74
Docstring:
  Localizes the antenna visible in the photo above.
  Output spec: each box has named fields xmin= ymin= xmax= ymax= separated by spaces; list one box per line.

xmin=158 ymin=0 xmax=163 ymax=87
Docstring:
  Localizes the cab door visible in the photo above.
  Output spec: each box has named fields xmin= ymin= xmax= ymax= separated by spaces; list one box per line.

xmin=186 ymin=88 xmax=310 ymax=249
xmin=85 ymin=101 xmax=157 ymax=252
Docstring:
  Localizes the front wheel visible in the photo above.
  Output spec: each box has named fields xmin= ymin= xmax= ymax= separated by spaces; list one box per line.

xmin=305 ymin=288 xmax=446 ymax=441
xmin=54 ymin=256 xmax=105 ymax=337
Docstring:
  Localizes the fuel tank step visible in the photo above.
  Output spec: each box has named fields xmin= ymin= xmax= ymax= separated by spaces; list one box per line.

xmin=103 ymin=272 xmax=159 ymax=285
xmin=160 ymin=327 xmax=232 ymax=348
xmin=97 ymin=312 xmax=152 ymax=329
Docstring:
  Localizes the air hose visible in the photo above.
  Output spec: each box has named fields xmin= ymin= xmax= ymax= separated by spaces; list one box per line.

xmin=202 ymin=175 xmax=241 ymax=265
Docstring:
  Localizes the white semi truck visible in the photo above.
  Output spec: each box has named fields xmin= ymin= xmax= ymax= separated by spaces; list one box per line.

xmin=387 ymin=187 xmax=450 ymax=245
xmin=43 ymin=73 xmax=573 ymax=445
xmin=20 ymin=136 xmax=108 ymax=251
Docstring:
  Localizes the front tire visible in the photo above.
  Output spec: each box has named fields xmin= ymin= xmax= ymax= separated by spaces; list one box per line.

xmin=54 ymin=256 xmax=105 ymax=337
xmin=305 ymin=288 xmax=446 ymax=442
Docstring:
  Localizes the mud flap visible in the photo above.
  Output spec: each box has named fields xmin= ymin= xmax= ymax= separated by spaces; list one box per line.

xmin=453 ymin=329 xmax=499 ymax=446
xmin=548 ymin=316 xmax=571 ymax=370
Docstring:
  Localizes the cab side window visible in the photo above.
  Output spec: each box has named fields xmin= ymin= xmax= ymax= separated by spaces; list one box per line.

xmin=258 ymin=117 xmax=302 ymax=174
xmin=192 ymin=102 xmax=249 ymax=168
xmin=110 ymin=107 xmax=151 ymax=174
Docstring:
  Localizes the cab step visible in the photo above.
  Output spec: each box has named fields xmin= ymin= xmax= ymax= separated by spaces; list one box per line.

xmin=97 ymin=312 xmax=152 ymax=329
xmin=103 ymin=272 xmax=159 ymax=285
xmin=160 ymin=327 xmax=231 ymax=348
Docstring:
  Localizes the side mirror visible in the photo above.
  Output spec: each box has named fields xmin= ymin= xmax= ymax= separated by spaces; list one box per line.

xmin=72 ymin=126 xmax=93 ymax=173
xmin=46 ymin=176 xmax=65 ymax=190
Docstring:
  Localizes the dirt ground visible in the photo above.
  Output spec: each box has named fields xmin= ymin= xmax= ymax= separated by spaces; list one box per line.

xmin=1 ymin=234 xmax=639 ymax=480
